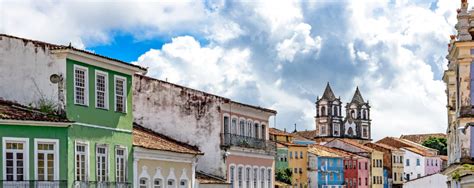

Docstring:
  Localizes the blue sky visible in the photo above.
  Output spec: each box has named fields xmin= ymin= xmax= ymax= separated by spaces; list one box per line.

xmin=0 ymin=0 xmax=464 ymax=139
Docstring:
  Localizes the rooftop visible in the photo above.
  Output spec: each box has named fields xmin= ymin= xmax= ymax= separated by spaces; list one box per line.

xmin=269 ymin=128 xmax=292 ymax=136
xmin=133 ymin=123 xmax=203 ymax=155
xmin=292 ymin=130 xmax=317 ymax=140
xmin=0 ymin=99 xmax=71 ymax=123
xmin=308 ymin=145 xmax=342 ymax=158
xmin=0 ymin=34 xmax=147 ymax=72
xmin=400 ymin=133 xmax=446 ymax=144
xmin=196 ymin=171 xmax=229 ymax=185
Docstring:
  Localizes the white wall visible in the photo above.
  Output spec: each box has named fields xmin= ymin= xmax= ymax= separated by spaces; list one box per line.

xmin=403 ymin=173 xmax=447 ymax=188
xmin=307 ymin=154 xmax=318 ymax=188
xmin=0 ymin=35 xmax=65 ymax=107
xmin=401 ymin=148 xmax=425 ymax=181
xmin=133 ymin=75 xmax=228 ymax=177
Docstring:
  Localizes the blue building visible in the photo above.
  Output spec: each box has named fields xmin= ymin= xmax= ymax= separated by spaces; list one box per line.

xmin=383 ymin=168 xmax=389 ymax=188
xmin=308 ymin=145 xmax=345 ymax=188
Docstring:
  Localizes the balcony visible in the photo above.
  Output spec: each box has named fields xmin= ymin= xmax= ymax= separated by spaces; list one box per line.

xmin=0 ymin=180 xmax=67 ymax=188
xmin=221 ymin=133 xmax=276 ymax=154
xmin=73 ymin=181 xmax=132 ymax=188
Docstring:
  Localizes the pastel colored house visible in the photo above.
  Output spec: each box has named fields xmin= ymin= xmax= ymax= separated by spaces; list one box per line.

xmin=280 ymin=142 xmax=308 ymax=188
xmin=0 ymin=34 xmax=146 ymax=187
xmin=307 ymin=145 xmax=344 ymax=188
xmin=329 ymin=147 xmax=370 ymax=188
xmin=364 ymin=143 xmax=405 ymax=188
xmin=269 ymin=128 xmax=294 ymax=143
xmin=132 ymin=124 xmax=204 ymax=188
xmin=133 ymin=75 xmax=276 ymax=188
xmin=275 ymin=143 xmax=289 ymax=171
xmin=324 ymin=139 xmax=384 ymax=188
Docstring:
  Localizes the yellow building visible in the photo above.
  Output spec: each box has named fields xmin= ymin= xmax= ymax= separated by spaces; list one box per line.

xmin=133 ymin=124 xmax=204 ymax=188
xmin=279 ymin=142 xmax=308 ymax=188
xmin=269 ymin=128 xmax=294 ymax=143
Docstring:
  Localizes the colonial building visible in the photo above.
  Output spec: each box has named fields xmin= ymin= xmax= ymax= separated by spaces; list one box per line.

xmin=0 ymin=34 xmax=146 ymax=187
xmin=133 ymin=75 xmax=276 ymax=188
xmin=314 ymin=84 xmax=371 ymax=141
xmin=443 ymin=0 xmax=474 ymax=187
xmin=132 ymin=123 xmax=203 ymax=188
xmin=307 ymin=145 xmax=345 ymax=188
xmin=278 ymin=142 xmax=308 ymax=188
xmin=364 ymin=143 xmax=405 ymax=188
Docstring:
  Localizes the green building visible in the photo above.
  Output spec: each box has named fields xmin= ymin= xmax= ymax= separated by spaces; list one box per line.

xmin=0 ymin=34 xmax=146 ymax=187
xmin=275 ymin=144 xmax=289 ymax=171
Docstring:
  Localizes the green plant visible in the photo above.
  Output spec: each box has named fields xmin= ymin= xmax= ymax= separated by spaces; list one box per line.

xmin=35 ymin=98 xmax=58 ymax=114
xmin=275 ymin=168 xmax=292 ymax=184
xmin=422 ymin=137 xmax=447 ymax=155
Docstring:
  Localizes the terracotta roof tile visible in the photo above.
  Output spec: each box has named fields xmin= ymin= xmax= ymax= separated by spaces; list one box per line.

xmin=133 ymin=123 xmax=202 ymax=155
xmin=308 ymin=145 xmax=341 ymax=158
xmin=292 ymin=130 xmax=317 ymax=140
xmin=400 ymin=133 xmax=446 ymax=144
xmin=337 ymin=138 xmax=375 ymax=152
xmin=0 ymin=99 xmax=70 ymax=123
xmin=376 ymin=137 xmax=437 ymax=157
xmin=269 ymin=128 xmax=292 ymax=136
xmin=196 ymin=172 xmax=229 ymax=184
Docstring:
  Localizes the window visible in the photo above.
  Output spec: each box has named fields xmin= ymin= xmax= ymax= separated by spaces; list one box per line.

xmin=168 ymin=179 xmax=175 ymax=188
xmin=238 ymin=167 xmax=243 ymax=188
xmin=254 ymin=123 xmax=259 ymax=138
xmin=247 ymin=120 xmax=253 ymax=137
xmin=359 ymin=178 xmax=361 ymax=185
xmin=96 ymin=145 xmax=108 ymax=182
xmin=333 ymin=123 xmax=340 ymax=136
xmin=114 ymin=76 xmax=127 ymax=113
xmin=180 ymin=180 xmax=187 ymax=188
xmin=240 ymin=120 xmax=245 ymax=136
xmin=230 ymin=166 xmax=235 ymax=188
xmin=295 ymin=151 xmax=299 ymax=159
xmin=95 ymin=71 xmax=108 ymax=109
xmin=358 ymin=162 xmax=361 ymax=169
xmin=35 ymin=140 xmax=58 ymax=181
xmin=394 ymin=173 xmax=397 ymax=182
xmin=140 ymin=177 xmax=149 ymax=188
xmin=294 ymin=168 xmax=297 ymax=173
xmin=154 ymin=178 xmax=162 ymax=188
xmin=267 ymin=169 xmax=271 ymax=188
xmin=362 ymin=125 xmax=368 ymax=138
xmin=261 ymin=124 xmax=266 ymax=140
xmin=246 ymin=168 xmax=250 ymax=188
xmin=75 ymin=142 xmax=88 ymax=181
xmin=232 ymin=119 xmax=237 ymax=135
xmin=4 ymin=138 xmax=28 ymax=181
xmin=300 ymin=151 xmax=303 ymax=159
xmin=365 ymin=162 xmax=367 ymax=170
xmin=289 ymin=152 xmax=293 ymax=159
xmin=224 ymin=116 xmax=230 ymax=134
xmin=116 ymin=147 xmax=127 ymax=182
xmin=365 ymin=177 xmax=368 ymax=185
xmin=416 ymin=158 xmax=420 ymax=166
xmin=74 ymin=65 xmax=88 ymax=105
xmin=253 ymin=168 xmax=258 ymax=188
xmin=320 ymin=125 xmax=327 ymax=135
xmin=406 ymin=159 xmax=410 ymax=166
xmin=260 ymin=169 xmax=265 ymax=188
xmin=321 ymin=106 xmax=326 ymax=116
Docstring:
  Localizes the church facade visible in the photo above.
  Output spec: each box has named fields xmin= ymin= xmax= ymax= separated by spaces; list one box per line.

xmin=314 ymin=83 xmax=372 ymax=141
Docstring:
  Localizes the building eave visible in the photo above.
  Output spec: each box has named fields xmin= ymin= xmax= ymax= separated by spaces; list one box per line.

xmin=0 ymin=119 xmax=72 ymax=127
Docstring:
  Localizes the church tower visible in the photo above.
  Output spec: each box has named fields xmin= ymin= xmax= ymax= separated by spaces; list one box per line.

xmin=315 ymin=83 xmax=343 ymax=138
xmin=343 ymin=87 xmax=371 ymax=140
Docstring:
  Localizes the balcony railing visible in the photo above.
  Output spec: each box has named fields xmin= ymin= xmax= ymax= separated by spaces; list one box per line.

xmin=221 ymin=133 xmax=276 ymax=154
xmin=73 ymin=181 xmax=132 ymax=188
xmin=0 ymin=180 xmax=67 ymax=188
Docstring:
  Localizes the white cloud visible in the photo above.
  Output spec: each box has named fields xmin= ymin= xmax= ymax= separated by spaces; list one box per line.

xmin=276 ymin=23 xmax=322 ymax=62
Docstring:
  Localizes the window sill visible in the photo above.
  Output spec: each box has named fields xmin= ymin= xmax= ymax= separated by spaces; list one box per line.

xmin=75 ymin=103 xmax=89 ymax=107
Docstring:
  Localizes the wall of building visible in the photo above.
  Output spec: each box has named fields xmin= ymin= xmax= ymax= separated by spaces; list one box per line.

xmin=401 ymin=149 xmax=425 ymax=181
xmin=275 ymin=147 xmax=288 ymax=171
xmin=357 ymin=157 xmax=370 ymax=188
xmin=391 ymin=151 xmax=405 ymax=185
xmin=288 ymin=146 xmax=308 ymax=187
xmin=317 ymin=157 xmax=344 ymax=187
xmin=403 ymin=173 xmax=447 ymax=188
xmin=424 ymin=156 xmax=442 ymax=175
xmin=308 ymin=154 xmax=318 ymax=188
xmin=0 ymin=35 xmax=65 ymax=108
xmin=136 ymin=158 xmax=193 ymax=188
xmin=371 ymin=151 xmax=384 ymax=188
xmin=133 ymin=75 xmax=227 ymax=177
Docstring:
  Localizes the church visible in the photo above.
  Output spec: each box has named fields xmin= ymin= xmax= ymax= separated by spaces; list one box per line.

xmin=314 ymin=83 xmax=372 ymax=141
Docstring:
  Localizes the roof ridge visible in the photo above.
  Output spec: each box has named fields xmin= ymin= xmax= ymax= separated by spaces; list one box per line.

xmin=321 ymin=82 xmax=337 ymax=101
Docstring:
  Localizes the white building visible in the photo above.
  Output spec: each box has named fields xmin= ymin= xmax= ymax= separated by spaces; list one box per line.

xmin=403 ymin=173 xmax=447 ymax=188
xmin=400 ymin=148 xmax=425 ymax=181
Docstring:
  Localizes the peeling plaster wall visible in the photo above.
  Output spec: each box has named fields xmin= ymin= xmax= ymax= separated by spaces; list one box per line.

xmin=0 ymin=36 xmax=65 ymax=107
xmin=133 ymin=75 xmax=227 ymax=177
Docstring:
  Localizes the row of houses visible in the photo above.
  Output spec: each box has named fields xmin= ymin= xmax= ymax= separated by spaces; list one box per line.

xmin=0 ymin=34 xmax=278 ymax=188
xmin=270 ymin=128 xmax=446 ymax=188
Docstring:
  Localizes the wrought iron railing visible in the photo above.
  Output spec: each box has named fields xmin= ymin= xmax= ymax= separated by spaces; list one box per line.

xmin=0 ymin=180 xmax=67 ymax=188
xmin=221 ymin=133 xmax=276 ymax=154
xmin=73 ymin=181 xmax=132 ymax=188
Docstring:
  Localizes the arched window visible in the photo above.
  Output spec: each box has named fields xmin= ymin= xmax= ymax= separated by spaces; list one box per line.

xmin=254 ymin=123 xmax=259 ymax=138
xmin=140 ymin=178 xmax=149 ymax=188
xmin=167 ymin=179 xmax=176 ymax=188
xmin=253 ymin=168 xmax=258 ymax=188
xmin=154 ymin=178 xmax=162 ymax=188
xmin=245 ymin=167 xmax=251 ymax=188
xmin=239 ymin=120 xmax=245 ymax=136
xmin=261 ymin=125 xmax=266 ymax=140
xmin=231 ymin=118 xmax=237 ymax=135
xmin=179 ymin=180 xmax=187 ymax=188
xmin=230 ymin=166 xmax=235 ymax=188
xmin=238 ymin=167 xmax=243 ymax=188
xmin=333 ymin=106 xmax=338 ymax=116
xmin=247 ymin=120 xmax=252 ymax=137
xmin=267 ymin=169 xmax=271 ymax=188
xmin=321 ymin=106 xmax=326 ymax=116
xmin=260 ymin=168 xmax=265 ymax=188
xmin=351 ymin=110 xmax=356 ymax=119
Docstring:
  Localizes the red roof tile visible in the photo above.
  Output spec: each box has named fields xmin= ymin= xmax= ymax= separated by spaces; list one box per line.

xmin=196 ymin=172 xmax=229 ymax=184
xmin=400 ymin=133 xmax=446 ymax=144
xmin=0 ymin=99 xmax=70 ymax=123
xmin=133 ymin=123 xmax=203 ymax=155
xmin=269 ymin=128 xmax=292 ymax=136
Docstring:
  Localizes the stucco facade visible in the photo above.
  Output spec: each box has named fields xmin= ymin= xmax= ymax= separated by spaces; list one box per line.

xmin=284 ymin=144 xmax=308 ymax=188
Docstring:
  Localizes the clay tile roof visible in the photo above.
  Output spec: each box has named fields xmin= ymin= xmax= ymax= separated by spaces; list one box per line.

xmin=350 ymin=87 xmax=365 ymax=104
xmin=328 ymin=147 xmax=368 ymax=159
xmin=321 ymin=83 xmax=337 ymax=101
xmin=0 ymin=34 xmax=146 ymax=72
xmin=0 ymin=99 xmax=71 ymax=123
xmin=133 ymin=123 xmax=203 ymax=155
xmin=292 ymin=130 xmax=317 ymax=140
xmin=308 ymin=145 xmax=341 ymax=158
xmin=278 ymin=141 xmax=308 ymax=147
xmin=440 ymin=155 xmax=448 ymax=161
xmin=400 ymin=133 xmax=446 ymax=144
xmin=338 ymin=139 xmax=374 ymax=152
xmin=366 ymin=142 xmax=401 ymax=151
xmin=269 ymin=128 xmax=292 ymax=136
xmin=196 ymin=172 xmax=230 ymax=184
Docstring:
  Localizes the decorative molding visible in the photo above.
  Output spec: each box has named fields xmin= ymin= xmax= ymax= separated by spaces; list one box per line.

xmin=74 ymin=122 xmax=132 ymax=133
xmin=133 ymin=147 xmax=197 ymax=163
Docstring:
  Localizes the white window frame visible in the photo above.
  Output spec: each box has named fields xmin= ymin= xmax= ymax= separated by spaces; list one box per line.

xmin=96 ymin=144 xmax=109 ymax=182
xmin=74 ymin=64 xmax=89 ymax=106
xmin=179 ymin=168 xmax=189 ymax=188
xmin=333 ymin=123 xmax=340 ymax=136
xmin=2 ymin=137 xmax=29 ymax=181
xmin=114 ymin=75 xmax=127 ymax=113
xmin=253 ymin=167 xmax=258 ymax=188
xmin=95 ymin=70 xmax=109 ymax=110
xmin=237 ymin=165 xmax=243 ymax=188
xmin=229 ymin=164 xmax=236 ymax=188
xmin=320 ymin=124 xmax=327 ymax=136
xmin=75 ymin=140 xmax=90 ymax=181
xmin=34 ymin=139 xmax=59 ymax=181
xmin=266 ymin=168 xmax=272 ymax=188
xmin=153 ymin=167 xmax=164 ymax=188
xmin=116 ymin=145 xmax=128 ymax=182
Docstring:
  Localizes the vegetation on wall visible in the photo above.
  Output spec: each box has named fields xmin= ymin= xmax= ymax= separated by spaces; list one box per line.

xmin=422 ymin=137 xmax=447 ymax=155
xmin=275 ymin=168 xmax=292 ymax=185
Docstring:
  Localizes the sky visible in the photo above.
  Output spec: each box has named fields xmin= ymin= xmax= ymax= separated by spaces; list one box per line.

xmin=0 ymin=0 xmax=464 ymax=140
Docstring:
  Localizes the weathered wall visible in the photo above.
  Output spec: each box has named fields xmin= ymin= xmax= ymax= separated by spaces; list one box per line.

xmin=133 ymin=75 xmax=227 ymax=177
xmin=403 ymin=173 xmax=447 ymax=188
xmin=0 ymin=35 xmax=65 ymax=107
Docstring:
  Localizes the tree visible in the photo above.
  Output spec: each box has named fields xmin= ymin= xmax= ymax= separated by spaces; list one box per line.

xmin=422 ymin=137 xmax=447 ymax=155
xmin=275 ymin=168 xmax=292 ymax=185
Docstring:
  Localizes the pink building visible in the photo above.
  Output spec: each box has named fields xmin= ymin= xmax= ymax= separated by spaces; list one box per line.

xmin=331 ymin=148 xmax=370 ymax=188
xmin=357 ymin=157 xmax=370 ymax=188
xmin=424 ymin=156 xmax=442 ymax=175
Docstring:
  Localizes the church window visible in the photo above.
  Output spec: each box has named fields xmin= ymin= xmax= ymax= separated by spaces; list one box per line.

xmin=332 ymin=106 xmax=338 ymax=116
xmin=362 ymin=126 xmax=368 ymax=138
xmin=333 ymin=124 xmax=340 ymax=136
xmin=321 ymin=106 xmax=326 ymax=116
xmin=350 ymin=110 xmax=356 ymax=119
xmin=321 ymin=125 xmax=327 ymax=136
xmin=347 ymin=127 xmax=354 ymax=136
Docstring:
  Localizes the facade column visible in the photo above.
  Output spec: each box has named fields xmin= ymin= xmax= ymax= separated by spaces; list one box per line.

xmin=133 ymin=158 xmax=139 ymax=188
xmin=192 ymin=157 xmax=197 ymax=188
